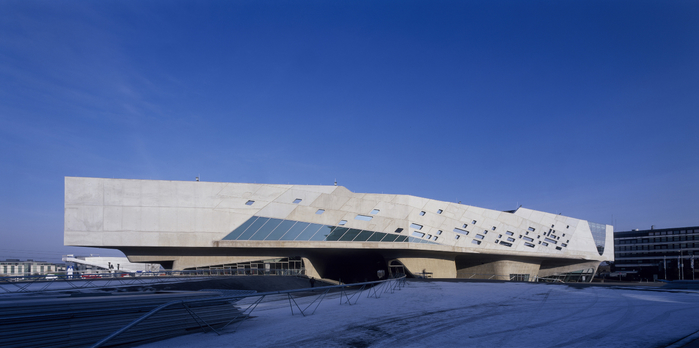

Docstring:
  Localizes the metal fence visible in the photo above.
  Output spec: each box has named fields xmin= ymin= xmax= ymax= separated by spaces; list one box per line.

xmin=92 ymin=276 xmax=407 ymax=348
xmin=0 ymin=269 xmax=307 ymax=294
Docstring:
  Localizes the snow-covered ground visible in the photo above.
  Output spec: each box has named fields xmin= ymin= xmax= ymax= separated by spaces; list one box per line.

xmin=140 ymin=281 xmax=699 ymax=348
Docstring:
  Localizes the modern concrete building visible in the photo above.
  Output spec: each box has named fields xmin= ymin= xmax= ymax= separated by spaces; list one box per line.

xmin=612 ymin=225 xmax=699 ymax=281
xmin=64 ymin=177 xmax=613 ymax=282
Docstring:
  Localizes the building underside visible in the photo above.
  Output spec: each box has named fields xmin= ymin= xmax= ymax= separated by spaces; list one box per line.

xmin=65 ymin=177 xmax=614 ymax=282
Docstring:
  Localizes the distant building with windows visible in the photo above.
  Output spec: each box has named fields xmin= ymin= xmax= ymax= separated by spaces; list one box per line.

xmin=0 ymin=259 xmax=62 ymax=277
xmin=612 ymin=225 xmax=699 ymax=281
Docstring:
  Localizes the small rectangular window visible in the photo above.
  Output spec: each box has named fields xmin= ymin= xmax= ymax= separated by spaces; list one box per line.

xmin=499 ymin=241 xmax=512 ymax=247
xmin=245 ymin=200 xmax=255 ymax=206
xmin=542 ymin=241 xmax=549 ymax=246
xmin=432 ymin=236 xmax=438 ymax=241
xmin=436 ymin=230 xmax=443 ymax=235
xmin=455 ymin=235 xmax=460 ymax=239
xmin=492 ymin=226 xmax=497 ymax=230
xmin=525 ymin=242 xmax=535 ymax=248
xmin=427 ymin=234 xmax=432 ymax=239
xmin=463 ymin=224 xmax=468 ymax=228
xmin=528 ymin=227 xmax=535 ymax=232
xmin=316 ymin=209 xmax=325 ymax=215
xmin=419 ymin=211 xmax=426 ymax=216
xmin=506 ymin=231 xmax=514 ymax=236
xmin=412 ymin=231 xmax=425 ymax=238
xmin=437 ymin=209 xmax=443 ymax=214
xmin=507 ymin=237 xmax=515 ymax=242
xmin=472 ymin=240 xmax=481 ymax=245
xmin=556 ymin=246 xmax=562 ymax=250
xmin=472 ymin=220 xmax=477 ymax=224
xmin=410 ymin=223 xmax=423 ymax=230
xmin=395 ymin=228 xmax=404 ymax=233
xmin=523 ymin=236 xmax=534 ymax=242
xmin=339 ymin=220 xmax=347 ymax=225
xmin=370 ymin=209 xmax=380 ymax=214
xmin=293 ymin=198 xmax=302 ymax=204
xmin=453 ymin=228 xmax=469 ymax=235
xmin=355 ymin=214 xmax=373 ymax=221
xmin=475 ymin=234 xmax=485 ymax=240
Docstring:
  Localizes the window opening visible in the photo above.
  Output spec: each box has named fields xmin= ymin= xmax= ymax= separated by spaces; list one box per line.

xmin=370 ymin=209 xmax=380 ymax=214
xmin=245 ymin=200 xmax=255 ymax=206
xmin=437 ymin=209 xmax=443 ymax=214
xmin=355 ymin=214 xmax=373 ymax=221
xmin=338 ymin=220 xmax=347 ymax=226
xmin=419 ymin=211 xmax=426 ymax=216
xmin=316 ymin=209 xmax=325 ymax=215
xmin=410 ymin=223 xmax=423 ymax=230
xmin=293 ymin=198 xmax=302 ymax=204
xmin=453 ymin=228 xmax=469 ymax=235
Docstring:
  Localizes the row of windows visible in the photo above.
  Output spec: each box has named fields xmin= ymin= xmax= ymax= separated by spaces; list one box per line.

xmin=222 ymin=216 xmax=438 ymax=244
xmin=616 ymin=243 xmax=699 ymax=251
xmin=617 ymin=235 xmax=699 ymax=244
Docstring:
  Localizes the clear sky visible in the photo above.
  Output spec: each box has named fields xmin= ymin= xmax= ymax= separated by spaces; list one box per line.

xmin=1 ymin=1 xmax=697 ymax=262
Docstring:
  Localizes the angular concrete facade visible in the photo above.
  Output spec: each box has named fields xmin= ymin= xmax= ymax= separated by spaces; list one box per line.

xmin=65 ymin=177 xmax=614 ymax=282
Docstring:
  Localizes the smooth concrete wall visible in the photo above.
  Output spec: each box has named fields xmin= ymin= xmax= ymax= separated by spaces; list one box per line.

xmin=65 ymin=177 xmax=613 ymax=278
xmin=456 ymin=259 xmax=541 ymax=281
xmin=396 ymin=257 xmax=457 ymax=278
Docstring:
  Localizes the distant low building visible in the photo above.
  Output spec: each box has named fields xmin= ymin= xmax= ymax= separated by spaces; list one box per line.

xmin=0 ymin=259 xmax=61 ymax=277
xmin=62 ymin=255 xmax=161 ymax=274
xmin=612 ymin=225 xmax=699 ymax=281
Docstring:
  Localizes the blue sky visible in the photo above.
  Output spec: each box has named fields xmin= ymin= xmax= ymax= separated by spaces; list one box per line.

xmin=1 ymin=1 xmax=697 ymax=262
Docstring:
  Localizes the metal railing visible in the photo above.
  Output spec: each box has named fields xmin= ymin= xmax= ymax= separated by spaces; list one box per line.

xmin=92 ymin=276 xmax=407 ymax=348
xmin=0 ymin=269 xmax=308 ymax=294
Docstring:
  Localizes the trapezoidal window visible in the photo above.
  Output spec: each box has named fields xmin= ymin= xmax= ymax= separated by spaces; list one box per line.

xmin=410 ymin=223 xmax=423 ymax=230
xmin=245 ymin=200 xmax=255 ymax=206
xmin=370 ymin=209 xmax=380 ymax=214
xmin=338 ymin=220 xmax=347 ymax=226
xmin=395 ymin=228 xmax=404 ymax=233
xmin=293 ymin=198 xmax=302 ymax=204
xmin=453 ymin=227 xmax=469 ymax=235
xmin=419 ymin=211 xmax=426 ymax=216
xmin=437 ymin=209 xmax=443 ymax=214
xmin=355 ymin=214 xmax=373 ymax=221
xmin=316 ymin=209 xmax=325 ymax=215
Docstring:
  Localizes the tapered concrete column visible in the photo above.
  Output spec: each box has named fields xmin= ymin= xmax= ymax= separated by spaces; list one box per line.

xmin=456 ymin=258 xmax=540 ymax=281
xmin=302 ymin=257 xmax=321 ymax=279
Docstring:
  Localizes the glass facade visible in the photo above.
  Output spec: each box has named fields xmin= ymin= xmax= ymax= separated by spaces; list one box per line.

xmin=589 ymin=221 xmax=607 ymax=255
xmin=222 ymin=216 xmax=438 ymax=244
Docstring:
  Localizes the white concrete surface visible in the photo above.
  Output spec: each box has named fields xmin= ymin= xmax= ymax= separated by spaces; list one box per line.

xmin=65 ymin=177 xmax=613 ymax=277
